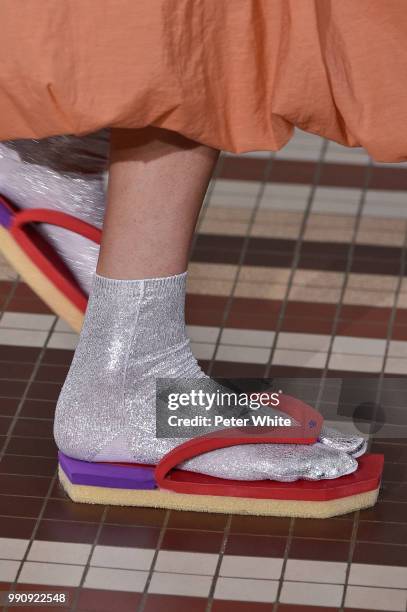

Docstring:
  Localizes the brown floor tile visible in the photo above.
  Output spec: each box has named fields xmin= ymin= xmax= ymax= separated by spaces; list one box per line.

xmin=232 ymin=297 xmax=282 ymax=316
xmin=212 ymin=601 xmax=273 ymax=612
xmin=225 ymin=534 xmax=286 ymax=557
xmin=383 ymin=463 xmax=407 ymax=482
xmin=3 ymin=605 xmax=69 ymax=612
xmin=225 ymin=312 xmax=278 ymax=331
xmin=161 ymin=529 xmax=223 ymax=554
xmin=244 ymin=251 xmax=294 ymax=268
xmin=284 ymin=301 xmax=336 ymax=319
xmin=359 ymin=501 xmax=407 ymax=523
xmin=19 ymin=399 xmax=56 ymax=419
xmin=0 ymin=397 xmax=19 ymax=416
xmin=167 ymin=510 xmax=228 ymax=531
xmin=198 ymin=360 xmax=210 ymax=373
xmin=26 ymin=381 xmax=61 ymax=402
xmin=0 ymin=474 xmax=52 ymax=497
xmin=380 ymin=482 xmax=407 ymax=502
xmin=268 ymin=365 xmax=324 ymax=378
xmin=0 ymin=454 xmax=55 ymax=476
xmin=335 ymin=320 xmax=389 ymax=339
xmin=76 ymin=588 xmax=141 ymax=612
xmin=281 ymin=317 xmax=334 ymax=335
xmin=6 ymin=436 xmax=57 ymax=457
xmin=210 ymin=361 xmax=267 ymax=377
xmin=320 ymin=162 xmax=367 ymax=188
xmin=186 ymin=308 xmax=225 ymax=327
xmin=0 ymin=516 xmax=35 ymax=538
xmin=144 ymin=594 xmax=207 ymax=612
xmin=195 ymin=233 xmax=245 ymax=252
xmin=273 ymin=159 xmax=319 ymax=185
xmin=43 ymin=499 xmax=104 ymax=523
xmin=279 ymin=606 xmax=339 ymax=612
xmin=34 ymin=364 xmax=70 ymax=384
xmin=299 ymin=254 xmax=347 ymax=273
xmin=230 ymin=515 xmax=290 ymax=537
xmin=0 ymin=416 xmax=12 ymax=435
xmin=104 ymin=506 xmax=165 ymax=527
xmin=220 ymin=156 xmax=269 ymax=181
xmin=0 ymin=380 xmax=27 ymax=398
xmin=351 ymin=258 xmax=401 ymax=276
xmin=12 ymin=418 xmax=53 ymax=438
xmin=394 ymin=307 xmax=407 ymax=325
xmin=340 ymin=304 xmax=392 ymax=323
xmin=0 ymin=362 xmax=34 ymax=380
xmin=327 ymin=368 xmax=380 ymax=379
xmin=0 ymin=345 xmax=41 ymax=363
xmin=0 ymin=494 xmax=43 ymax=518
xmin=13 ymin=283 xmax=42 ymax=299
xmin=191 ymin=248 xmax=241 ymax=265
xmin=292 ymin=518 xmax=353 ymax=540
xmin=35 ymin=519 xmax=99 ymax=543
xmin=371 ymin=165 xmax=407 ymax=190
xmin=343 ymin=609 xmax=393 ymax=612
xmin=0 ymin=280 xmax=15 ymax=295
xmin=301 ymin=241 xmax=349 ymax=258
xmin=289 ymin=538 xmax=350 ymax=562
xmin=0 ymin=582 xmax=11 ymax=598
xmin=393 ymin=324 xmax=407 ymax=340
xmin=7 ymin=297 xmax=53 ymax=314
xmin=247 ymin=237 xmax=295 ymax=254
xmin=42 ymin=348 xmax=74 ymax=366
xmin=186 ymin=293 xmax=228 ymax=311
xmin=230 ymin=297 xmax=282 ymax=316
xmin=356 ymin=521 xmax=407 ymax=545
xmin=98 ymin=524 xmax=160 ymax=548
xmin=353 ymin=244 xmax=401 ymax=261
xmin=376 ymin=407 xmax=407 ymax=427
xmin=352 ymin=541 xmax=407 ymax=566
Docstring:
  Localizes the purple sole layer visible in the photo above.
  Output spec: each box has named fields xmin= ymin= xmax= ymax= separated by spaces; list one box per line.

xmin=0 ymin=196 xmax=13 ymax=229
xmin=58 ymin=451 xmax=157 ymax=490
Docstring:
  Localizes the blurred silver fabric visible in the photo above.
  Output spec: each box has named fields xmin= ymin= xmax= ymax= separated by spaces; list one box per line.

xmin=0 ymin=131 xmax=109 ymax=294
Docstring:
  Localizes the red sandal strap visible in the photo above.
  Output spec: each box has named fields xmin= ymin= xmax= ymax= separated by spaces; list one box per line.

xmin=11 ymin=208 xmax=102 ymax=243
xmin=5 ymin=204 xmax=101 ymax=311
xmin=155 ymin=394 xmax=324 ymax=491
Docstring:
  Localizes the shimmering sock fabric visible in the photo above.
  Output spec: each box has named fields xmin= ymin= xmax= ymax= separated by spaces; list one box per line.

xmin=54 ymin=272 xmax=362 ymax=482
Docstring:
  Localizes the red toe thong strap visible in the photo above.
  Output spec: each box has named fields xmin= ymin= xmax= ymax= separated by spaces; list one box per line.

xmin=155 ymin=394 xmax=324 ymax=491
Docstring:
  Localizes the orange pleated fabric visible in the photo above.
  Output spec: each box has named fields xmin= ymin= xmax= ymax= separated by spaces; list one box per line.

xmin=0 ymin=0 xmax=406 ymax=162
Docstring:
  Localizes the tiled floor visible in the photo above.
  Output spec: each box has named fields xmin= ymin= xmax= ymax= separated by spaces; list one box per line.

xmin=0 ymin=130 xmax=407 ymax=611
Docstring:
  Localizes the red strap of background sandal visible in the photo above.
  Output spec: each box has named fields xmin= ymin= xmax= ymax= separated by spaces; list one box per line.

xmin=11 ymin=208 xmax=102 ymax=243
xmin=4 ymin=203 xmax=102 ymax=311
xmin=155 ymin=394 xmax=324 ymax=491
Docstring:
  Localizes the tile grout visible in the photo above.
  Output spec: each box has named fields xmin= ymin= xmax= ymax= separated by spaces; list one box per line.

xmin=137 ymin=510 xmax=171 ymax=612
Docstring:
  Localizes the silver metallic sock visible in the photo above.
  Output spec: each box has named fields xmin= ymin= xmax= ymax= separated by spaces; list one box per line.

xmin=54 ymin=272 xmax=360 ymax=482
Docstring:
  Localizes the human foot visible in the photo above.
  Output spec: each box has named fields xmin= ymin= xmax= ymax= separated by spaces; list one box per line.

xmin=54 ymin=272 xmax=363 ymax=483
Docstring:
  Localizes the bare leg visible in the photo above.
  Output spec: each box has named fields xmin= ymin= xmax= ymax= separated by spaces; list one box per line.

xmin=97 ymin=127 xmax=219 ymax=279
